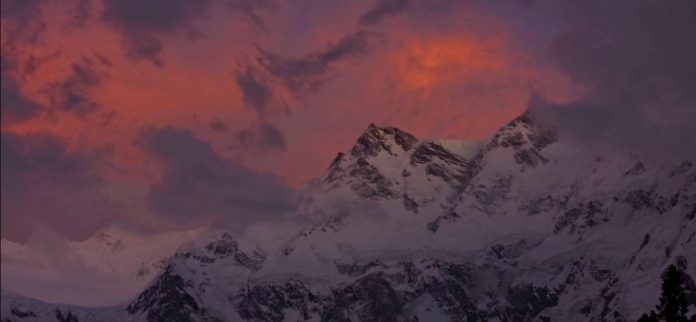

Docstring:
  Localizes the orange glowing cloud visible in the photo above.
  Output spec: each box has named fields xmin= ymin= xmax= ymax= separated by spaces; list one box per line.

xmin=397 ymin=37 xmax=507 ymax=91
xmin=1 ymin=0 xmax=580 ymax=212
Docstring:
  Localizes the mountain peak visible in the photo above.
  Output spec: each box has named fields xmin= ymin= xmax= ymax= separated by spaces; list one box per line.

xmin=350 ymin=124 xmax=418 ymax=158
xmin=489 ymin=110 xmax=558 ymax=149
xmin=479 ymin=110 xmax=560 ymax=170
xmin=499 ymin=110 xmax=543 ymax=132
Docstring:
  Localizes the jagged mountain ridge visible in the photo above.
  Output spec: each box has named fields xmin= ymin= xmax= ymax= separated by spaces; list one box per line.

xmin=2 ymin=111 xmax=695 ymax=322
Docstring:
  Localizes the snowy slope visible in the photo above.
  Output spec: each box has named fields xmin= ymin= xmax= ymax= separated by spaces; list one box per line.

xmin=1 ymin=224 xmax=205 ymax=307
xmin=2 ymin=111 xmax=694 ymax=322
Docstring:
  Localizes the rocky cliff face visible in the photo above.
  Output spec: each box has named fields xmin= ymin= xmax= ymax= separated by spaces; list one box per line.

xmin=2 ymin=111 xmax=695 ymax=322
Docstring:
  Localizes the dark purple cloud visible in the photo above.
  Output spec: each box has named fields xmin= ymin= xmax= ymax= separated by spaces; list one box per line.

xmin=0 ymin=0 xmax=46 ymax=44
xmin=102 ymin=0 xmax=275 ymax=66
xmin=0 ymin=131 xmax=116 ymax=243
xmin=256 ymin=30 xmax=369 ymax=94
xmin=138 ymin=126 xmax=295 ymax=228
xmin=359 ymin=0 xmax=411 ymax=25
xmin=1 ymin=57 xmax=44 ymax=125
xmin=210 ymin=118 xmax=229 ymax=132
xmin=226 ymin=0 xmax=277 ymax=31
xmin=236 ymin=122 xmax=286 ymax=152
xmin=533 ymin=0 xmax=696 ymax=160
xmin=257 ymin=123 xmax=285 ymax=150
xmin=65 ymin=0 xmax=93 ymax=29
xmin=234 ymin=67 xmax=272 ymax=113
xmin=101 ymin=0 xmax=213 ymax=65
xmin=233 ymin=30 xmax=369 ymax=123
xmin=44 ymin=55 xmax=109 ymax=117
xmin=2 ymin=51 xmax=109 ymax=123
xmin=1 ymin=0 xmax=106 ymax=45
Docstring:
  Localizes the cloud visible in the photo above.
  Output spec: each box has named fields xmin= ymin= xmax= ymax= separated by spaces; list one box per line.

xmin=0 ymin=0 xmax=43 ymax=21
xmin=0 ymin=0 xmax=92 ymax=47
xmin=0 ymin=57 xmax=44 ymax=125
xmin=256 ymin=30 xmax=369 ymax=94
xmin=0 ymin=0 xmax=47 ymax=45
xmin=210 ymin=118 xmax=229 ymax=132
xmin=233 ymin=30 xmax=370 ymax=117
xmin=234 ymin=67 xmax=272 ymax=113
xmin=0 ymin=131 xmax=116 ymax=243
xmin=44 ymin=55 xmax=109 ymax=117
xmin=138 ymin=126 xmax=296 ymax=228
xmin=534 ymin=0 xmax=696 ymax=160
xmin=67 ymin=0 xmax=93 ymax=28
xmin=258 ymin=123 xmax=285 ymax=150
xmin=226 ymin=0 xmax=277 ymax=31
xmin=3 ymin=0 xmax=693 ymax=249
xmin=1 ymin=49 xmax=108 ymax=124
xmin=102 ymin=0 xmax=275 ymax=65
xmin=359 ymin=0 xmax=411 ymax=25
xmin=236 ymin=122 xmax=286 ymax=152
xmin=101 ymin=0 xmax=214 ymax=65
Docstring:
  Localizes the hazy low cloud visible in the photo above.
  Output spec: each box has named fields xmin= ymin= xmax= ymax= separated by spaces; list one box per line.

xmin=534 ymin=0 xmax=696 ymax=161
xmin=1 ymin=57 xmax=44 ymax=125
xmin=138 ymin=126 xmax=296 ymax=228
xmin=359 ymin=0 xmax=411 ymax=25
xmin=0 ymin=131 xmax=117 ymax=243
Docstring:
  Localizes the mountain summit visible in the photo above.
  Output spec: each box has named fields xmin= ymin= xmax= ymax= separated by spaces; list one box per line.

xmin=2 ymin=112 xmax=695 ymax=322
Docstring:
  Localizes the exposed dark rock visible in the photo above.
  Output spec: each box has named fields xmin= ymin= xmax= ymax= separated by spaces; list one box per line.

xmin=528 ymin=128 xmax=558 ymax=150
xmin=500 ymin=132 xmax=527 ymax=148
xmin=489 ymin=239 xmax=530 ymax=261
xmin=402 ymin=194 xmax=418 ymax=213
xmin=410 ymin=142 xmax=466 ymax=167
xmin=623 ymin=189 xmax=653 ymax=210
xmin=237 ymin=279 xmax=320 ymax=322
xmin=327 ymin=273 xmax=403 ymax=322
xmin=351 ymin=124 xmax=418 ymax=158
xmin=669 ymin=161 xmax=692 ymax=177
xmin=519 ymin=195 xmax=560 ymax=215
xmin=336 ymin=259 xmax=383 ymax=277
xmin=639 ymin=234 xmax=651 ymax=251
xmin=231 ymin=259 xmax=563 ymax=322
xmin=328 ymin=152 xmax=345 ymax=170
xmin=503 ymin=284 xmax=558 ymax=320
xmin=203 ymin=233 xmax=265 ymax=271
xmin=624 ymin=161 xmax=646 ymax=176
xmin=10 ymin=307 xmax=35 ymax=318
xmin=55 ymin=309 xmax=78 ymax=322
xmin=426 ymin=211 xmax=460 ymax=232
xmin=514 ymin=148 xmax=549 ymax=168
xmin=325 ymin=153 xmax=347 ymax=184
xmin=554 ymin=200 xmax=607 ymax=234
xmin=472 ymin=175 xmax=513 ymax=208
xmin=348 ymin=159 xmax=400 ymax=199
xmin=126 ymin=266 xmax=199 ymax=322
xmin=483 ymin=111 xmax=558 ymax=171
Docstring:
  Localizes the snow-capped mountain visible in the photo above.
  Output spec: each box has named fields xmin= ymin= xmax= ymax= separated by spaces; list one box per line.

xmin=1 ymin=224 xmax=205 ymax=307
xmin=2 ymin=111 xmax=695 ymax=322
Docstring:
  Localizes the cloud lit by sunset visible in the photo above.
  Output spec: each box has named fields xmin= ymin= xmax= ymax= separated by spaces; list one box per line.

xmin=2 ymin=0 xmax=695 ymax=316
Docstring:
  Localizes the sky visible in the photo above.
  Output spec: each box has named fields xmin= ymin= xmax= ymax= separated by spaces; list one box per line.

xmin=1 ymin=0 xmax=695 ymax=245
